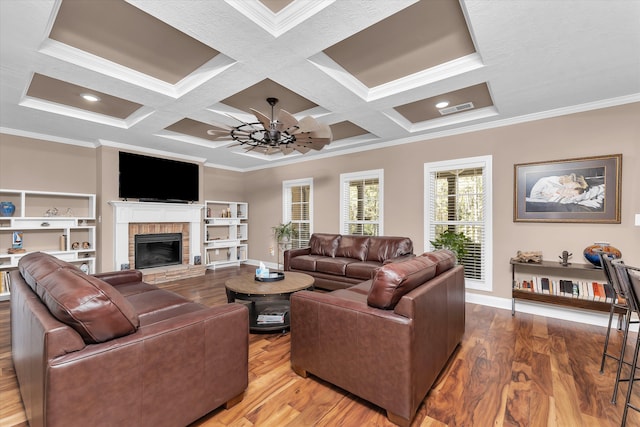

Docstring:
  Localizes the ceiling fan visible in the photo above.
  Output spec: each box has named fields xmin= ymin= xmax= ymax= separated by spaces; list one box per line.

xmin=207 ymin=97 xmax=332 ymax=155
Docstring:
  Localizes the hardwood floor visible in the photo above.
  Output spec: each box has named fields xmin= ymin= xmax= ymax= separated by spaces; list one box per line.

xmin=1 ymin=265 xmax=639 ymax=426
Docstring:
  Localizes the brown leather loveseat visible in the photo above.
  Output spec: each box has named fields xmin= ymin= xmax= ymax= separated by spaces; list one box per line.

xmin=10 ymin=252 xmax=249 ymax=427
xmin=284 ymin=233 xmax=414 ymax=290
xmin=290 ymin=250 xmax=465 ymax=427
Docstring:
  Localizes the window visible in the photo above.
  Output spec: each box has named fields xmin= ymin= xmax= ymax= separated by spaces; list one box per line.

xmin=283 ymin=178 xmax=313 ymax=249
xmin=340 ymin=169 xmax=383 ymax=236
xmin=425 ymin=156 xmax=493 ymax=291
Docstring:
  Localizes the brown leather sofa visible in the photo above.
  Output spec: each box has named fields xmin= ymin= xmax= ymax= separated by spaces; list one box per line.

xmin=10 ymin=252 xmax=249 ymax=427
xmin=284 ymin=233 xmax=414 ymax=290
xmin=290 ymin=250 xmax=465 ymax=427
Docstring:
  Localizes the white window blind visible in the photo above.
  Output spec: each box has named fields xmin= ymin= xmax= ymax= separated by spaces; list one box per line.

xmin=283 ymin=178 xmax=312 ymax=249
xmin=425 ymin=156 xmax=493 ymax=291
xmin=340 ymin=169 xmax=383 ymax=236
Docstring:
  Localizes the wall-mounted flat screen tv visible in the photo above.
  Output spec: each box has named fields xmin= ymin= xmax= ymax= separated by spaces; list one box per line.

xmin=118 ymin=152 xmax=199 ymax=202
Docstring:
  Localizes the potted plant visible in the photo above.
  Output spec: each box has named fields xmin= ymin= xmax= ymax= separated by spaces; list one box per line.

xmin=272 ymin=221 xmax=298 ymax=243
xmin=430 ymin=229 xmax=472 ymax=263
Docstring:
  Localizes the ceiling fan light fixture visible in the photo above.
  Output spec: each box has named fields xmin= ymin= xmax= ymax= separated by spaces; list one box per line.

xmin=216 ymin=97 xmax=333 ymax=156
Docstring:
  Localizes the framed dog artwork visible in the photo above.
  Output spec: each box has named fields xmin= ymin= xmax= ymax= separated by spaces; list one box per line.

xmin=514 ymin=154 xmax=622 ymax=223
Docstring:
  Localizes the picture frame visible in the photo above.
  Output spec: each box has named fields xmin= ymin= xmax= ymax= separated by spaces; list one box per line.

xmin=514 ymin=154 xmax=622 ymax=223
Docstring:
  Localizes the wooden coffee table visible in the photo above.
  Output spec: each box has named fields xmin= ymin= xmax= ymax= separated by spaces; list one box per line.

xmin=225 ymin=272 xmax=314 ymax=333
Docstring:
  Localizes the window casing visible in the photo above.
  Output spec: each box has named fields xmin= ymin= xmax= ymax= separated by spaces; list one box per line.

xmin=283 ymin=178 xmax=313 ymax=249
xmin=340 ymin=169 xmax=383 ymax=236
xmin=425 ymin=156 xmax=493 ymax=291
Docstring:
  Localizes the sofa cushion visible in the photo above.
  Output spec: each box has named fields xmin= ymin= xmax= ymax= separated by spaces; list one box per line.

xmin=367 ymin=256 xmax=437 ymax=309
xmin=18 ymin=252 xmax=139 ymax=344
xmin=345 ymin=261 xmax=382 ymax=280
xmin=19 ymin=251 xmax=81 ymax=292
xmin=309 ymin=233 xmax=341 ymax=257
xmin=125 ymin=289 xmax=192 ymax=317
xmin=290 ymin=254 xmax=324 ymax=272
xmin=420 ymin=249 xmax=457 ymax=275
xmin=316 ymin=257 xmax=355 ymax=276
xmin=366 ymin=236 xmax=413 ymax=263
xmin=335 ymin=235 xmax=370 ymax=261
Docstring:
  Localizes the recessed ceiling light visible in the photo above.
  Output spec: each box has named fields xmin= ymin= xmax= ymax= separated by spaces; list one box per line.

xmin=435 ymin=101 xmax=449 ymax=109
xmin=81 ymin=93 xmax=100 ymax=102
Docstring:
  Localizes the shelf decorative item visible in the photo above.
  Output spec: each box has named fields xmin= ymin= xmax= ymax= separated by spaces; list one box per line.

xmin=0 ymin=201 xmax=15 ymax=217
xmin=558 ymin=250 xmax=572 ymax=266
xmin=12 ymin=231 xmax=23 ymax=249
xmin=583 ymin=242 xmax=621 ymax=267
xmin=512 ymin=250 xmax=543 ymax=264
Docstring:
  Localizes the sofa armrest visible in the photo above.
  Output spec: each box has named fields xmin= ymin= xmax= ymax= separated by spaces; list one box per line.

xmin=284 ymin=247 xmax=311 ymax=270
xmin=45 ymin=303 xmax=249 ymax=426
xmin=93 ymin=269 xmax=143 ymax=286
xmin=382 ymin=253 xmax=416 ymax=265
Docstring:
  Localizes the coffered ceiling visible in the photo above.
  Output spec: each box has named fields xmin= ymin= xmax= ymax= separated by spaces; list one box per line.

xmin=1 ymin=0 xmax=639 ymax=171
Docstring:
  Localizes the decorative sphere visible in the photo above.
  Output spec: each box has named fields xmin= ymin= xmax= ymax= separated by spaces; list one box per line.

xmin=0 ymin=201 xmax=16 ymax=217
xmin=583 ymin=242 xmax=622 ymax=267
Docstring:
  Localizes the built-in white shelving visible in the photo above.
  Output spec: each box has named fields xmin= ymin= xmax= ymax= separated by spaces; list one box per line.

xmin=203 ymin=201 xmax=248 ymax=269
xmin=0 ymin=189 xmax=97 ymax=301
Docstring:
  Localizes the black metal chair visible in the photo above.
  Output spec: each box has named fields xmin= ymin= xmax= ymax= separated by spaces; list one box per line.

xmin=611 ymin=260 xmax=640 ymax=425
xmin=600 ymin=253 xmax=637 ymax=379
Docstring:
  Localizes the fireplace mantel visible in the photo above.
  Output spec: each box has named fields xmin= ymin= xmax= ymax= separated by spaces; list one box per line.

xmin=109 ymin=201 xmax=204 ymax=270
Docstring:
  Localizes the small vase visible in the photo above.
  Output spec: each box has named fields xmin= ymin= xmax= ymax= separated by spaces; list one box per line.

xmin=583 ymin=242 xmax=622 ymax=267
xmin=0 ymin=201 xmax=16 ymax=217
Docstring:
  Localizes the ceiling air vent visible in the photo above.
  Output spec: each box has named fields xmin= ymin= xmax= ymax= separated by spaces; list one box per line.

xmin=439 ymin=102 xmax=474 ymax=116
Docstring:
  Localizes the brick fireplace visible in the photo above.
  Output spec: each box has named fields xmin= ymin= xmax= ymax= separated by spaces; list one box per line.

xmin=109 ymin=201 xmax=205 ymax=282
xmin=128 ymin=222 xmax=189 ymax=268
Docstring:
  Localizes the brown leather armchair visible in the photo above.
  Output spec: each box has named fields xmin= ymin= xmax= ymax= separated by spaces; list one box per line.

xmin=290 ymin=251 xmax=465 ymax=426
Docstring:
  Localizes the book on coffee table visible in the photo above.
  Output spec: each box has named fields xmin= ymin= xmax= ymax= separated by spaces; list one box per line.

xmin=257 ymin=307 xmax=288 ymax=324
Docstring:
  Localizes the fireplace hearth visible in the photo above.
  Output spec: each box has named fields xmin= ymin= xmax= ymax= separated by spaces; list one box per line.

xmin=135 ymin=233 xmax=182 ymax=269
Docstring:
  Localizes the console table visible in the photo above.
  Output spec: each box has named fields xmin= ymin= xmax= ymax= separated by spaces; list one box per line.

xmin=511 ymin=259 xmax=625 ymax=318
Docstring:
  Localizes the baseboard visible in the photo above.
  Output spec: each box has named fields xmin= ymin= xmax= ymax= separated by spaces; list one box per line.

xmin=467 ymin=292 xmax=639 ymax=331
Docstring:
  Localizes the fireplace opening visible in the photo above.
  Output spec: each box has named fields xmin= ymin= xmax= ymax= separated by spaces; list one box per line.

xmin=135 ymin=233 xmax=182 ymax=269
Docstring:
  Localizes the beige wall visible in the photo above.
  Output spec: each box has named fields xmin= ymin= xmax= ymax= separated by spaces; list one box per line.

xmin=2 ymin=102 xmax=639 ymax=300
xmin=0 ymin=135 xmax=97 ymax=192
xmin=243 ymin=103 xmax=640 ymax=299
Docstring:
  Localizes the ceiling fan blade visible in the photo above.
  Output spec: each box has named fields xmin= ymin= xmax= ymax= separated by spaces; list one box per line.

xmin=206 ymin=129 xmax=228 ymax=137
xmin=293 ymin=116 xmax=320 ymax=133
xmin=300 ymin=140 xmax=328 ymax=150
xmin=294 ymin=145 xmax=311 ymax=154
xmin=277 ymin=109 xmax=299 ymax=131
xmin=250 ymin=108 xmax=271 ymax=130
xmin=307 ymin=123 xmax=332 ymax=140
xmin=281 ymin=145 xmax=295 ymax=155
xmin=295 ymin=135 xmax=331 ymax=144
